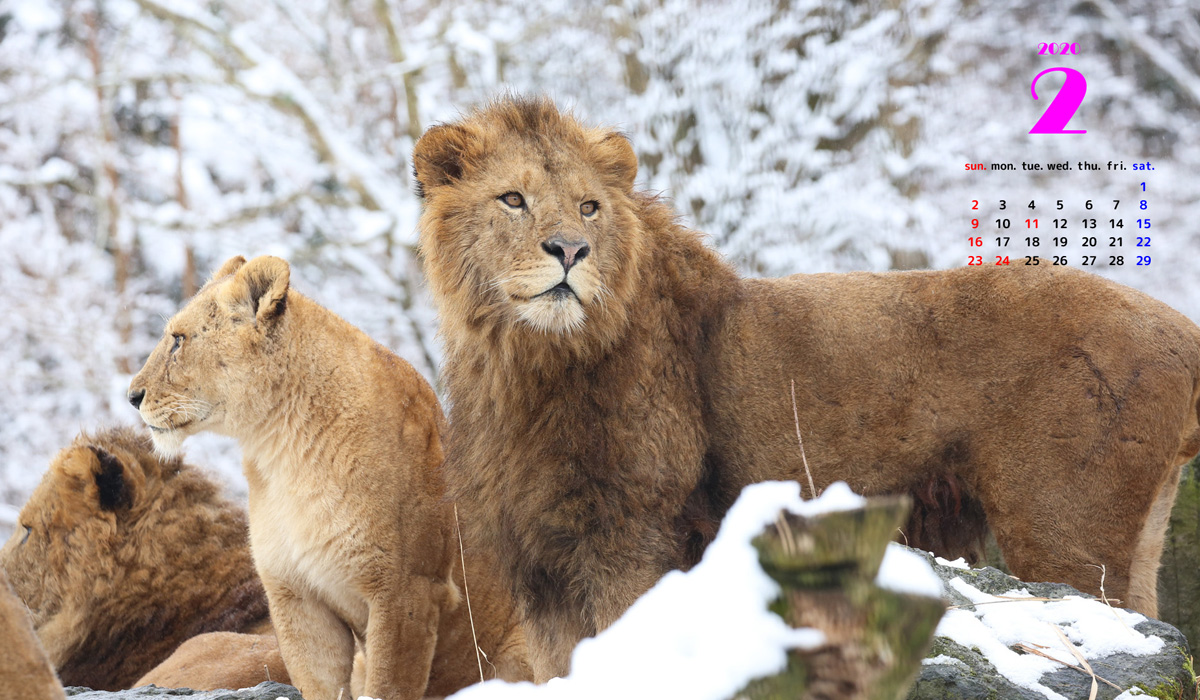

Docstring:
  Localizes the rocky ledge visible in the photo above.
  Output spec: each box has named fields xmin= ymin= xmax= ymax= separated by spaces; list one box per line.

xmin=64 ymin=682 xmax=303 ymax=700
xmin=908 ymin=550 xmax=1193 ymax=700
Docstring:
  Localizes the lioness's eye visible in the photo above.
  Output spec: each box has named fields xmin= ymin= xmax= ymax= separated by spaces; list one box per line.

xmin=581 ymin=201 xmax=599 ymax=217
xmin=20 ymin=525 xmax=30 ymax=545
xmin=171 ymin=334 xmax=184 ymax=352
xmin=500 ymin=192 xmax=525 ymax=209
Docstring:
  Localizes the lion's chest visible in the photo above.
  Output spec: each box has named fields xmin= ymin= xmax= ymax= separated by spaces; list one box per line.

xmin=247 ymin=463 xmax=370 ymax=633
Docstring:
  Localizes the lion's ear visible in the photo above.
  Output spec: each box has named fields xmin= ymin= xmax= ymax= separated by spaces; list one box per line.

xmin=412 ymin=124 xmax=475 ymax=198
xmin=230 ymin=255 xmax=290 ymax=325
xmin=89 ymin=447 xmax=134 ymax=512
xmin=591 ymin=131 xmax=638 ymax=192
xmin=209 ymin=256 xmax=247 ymax=283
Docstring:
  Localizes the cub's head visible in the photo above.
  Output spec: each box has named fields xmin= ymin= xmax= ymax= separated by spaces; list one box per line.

xmin=0 ymin=427 xmax=185 ymax=636
xmin=128 ymin=255 xmax=290 ymax=454
xmin=413 ymin=96 xmax=646 ymax=351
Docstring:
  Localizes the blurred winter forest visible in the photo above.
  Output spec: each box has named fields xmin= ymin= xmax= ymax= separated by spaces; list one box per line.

xmin=3 ymin=0 xmax=1200 ymax=641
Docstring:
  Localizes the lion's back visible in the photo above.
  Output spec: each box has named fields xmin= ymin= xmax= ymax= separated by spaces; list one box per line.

xmin=706 ymin=264 xmax=1200 ymax=498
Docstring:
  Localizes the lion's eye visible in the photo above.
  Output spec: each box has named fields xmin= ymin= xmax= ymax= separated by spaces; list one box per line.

xmin=581 ymin=201 xmax=599 ymax=217
xmin=20 ymin=525 xmax=30 ymax=546
xmin=171 ymin=334 xmax=184 ymax=353
xmin=500 ymin=192 xmax=525 ymax=209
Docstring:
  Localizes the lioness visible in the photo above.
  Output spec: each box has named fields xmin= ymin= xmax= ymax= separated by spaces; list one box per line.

xmin=0 ymin=426 xmax=270 ymax=690
xmin=412 ymin=96 xmax=1200 ymax=678
xmin=128 ymin=255 xmax=530 ymax=700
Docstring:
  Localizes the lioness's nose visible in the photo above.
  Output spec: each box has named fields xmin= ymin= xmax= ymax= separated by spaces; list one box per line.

xmin=127 ymin=388 xmax=145 ymax=409
xmin=542 ymin=236 xmax=590 ymax=272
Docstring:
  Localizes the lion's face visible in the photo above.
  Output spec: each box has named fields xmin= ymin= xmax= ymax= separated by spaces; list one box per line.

xmin=0 ymin=429 xmax=170 ymax=634
xmin=414 ymin=98 xmax=646 ymax=342
xmin=128 ymin=255 xmax=290 ymax=454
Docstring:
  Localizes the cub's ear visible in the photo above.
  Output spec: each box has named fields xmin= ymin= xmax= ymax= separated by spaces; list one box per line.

xmin=209 ymin=256 xmax=247 ymax=283
xmin=229 ymin=256 xmax=290 ymax=325
xmin=412 ymin=124 xmax=475 ymax=198
xmin=90 ymin=447 xmax=134 ymax=512
xmin=590 ymin=131 xmax=638 ymax=193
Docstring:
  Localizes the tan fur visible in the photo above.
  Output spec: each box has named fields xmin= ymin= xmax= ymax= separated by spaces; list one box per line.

xmin=128 ymin=256 xmax=531 ymax=700
xmin=413 ymin=96 xmax=1200 ymax=678
xmin=0 ymin=427 xmax=269 ymax=690
xmin=136 ymin=632 xmax=288 ymax=691
xmin=0 ymin=568 xmax=65 ymax=700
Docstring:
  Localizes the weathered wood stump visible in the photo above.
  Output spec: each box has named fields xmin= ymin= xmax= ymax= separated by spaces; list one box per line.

xmin=737 ymin=496 xmax=946 ymax=700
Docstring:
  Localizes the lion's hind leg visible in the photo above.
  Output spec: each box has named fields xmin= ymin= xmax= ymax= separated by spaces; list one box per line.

xmin=1128 ymin=461 xmax=1184 ymax=617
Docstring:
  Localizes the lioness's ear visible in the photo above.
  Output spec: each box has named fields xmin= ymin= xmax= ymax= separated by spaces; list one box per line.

xmin=591 ymin=131 xmax=638 ymax=192
xmin=89 ymin=447 xmax=134 ymax=512
xmin=231 ymin=255 xmax=290 ymax=324
xmin=209 ymin=256 xmax=247 ymax=283
xmin=412 ymin=124 xmax=474 ymax=198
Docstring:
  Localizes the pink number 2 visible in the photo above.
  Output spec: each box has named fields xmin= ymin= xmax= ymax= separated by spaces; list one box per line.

xmin=1029 ymin=67 xmax=1087 ymax=134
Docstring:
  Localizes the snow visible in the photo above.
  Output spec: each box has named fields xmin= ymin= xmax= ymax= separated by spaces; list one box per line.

xmin=935 ymin=576 xmax=1163 ymax=700
xmin=439 ymin=481 xmax=881 ymax=700
xmin=877 ymin=543 xmax=944 ymax=598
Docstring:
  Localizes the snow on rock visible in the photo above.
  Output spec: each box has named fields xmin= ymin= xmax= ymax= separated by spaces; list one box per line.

xmin=440 ymin=481 xmax=897 ymax=700
xmin=876 ymin=542 xmax=944 ymax=598
xmin=937 ymin=577 xmax=1161 ymax=700
xmin=910 ymin=552 xmax=1191 ymax=700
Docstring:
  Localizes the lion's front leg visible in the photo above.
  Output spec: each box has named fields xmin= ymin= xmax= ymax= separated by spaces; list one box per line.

xmin=261 ymin=573 xmax=354 ymax=700
xmin=361 ymin=577 xmax=444 ymax=700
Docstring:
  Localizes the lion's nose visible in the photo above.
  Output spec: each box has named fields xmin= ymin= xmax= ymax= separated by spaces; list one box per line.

xmin=127 ymin=388 xmax=145 ymax=409
xmin=542 ymin=236 xmax=590 ymax=272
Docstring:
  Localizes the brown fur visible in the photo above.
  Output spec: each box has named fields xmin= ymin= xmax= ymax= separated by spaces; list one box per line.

xmin=136 ymin=632 xmax=288 ymax=691
xmin=1 ymin=568 xmax=65 ymax=700
xmin=128 ymin=256 xmax=530 ymax=700
xmin=413 ymin=96 xmax=1200 ymax=679
xmin=0 ymin=427 xmax=269 ymax=691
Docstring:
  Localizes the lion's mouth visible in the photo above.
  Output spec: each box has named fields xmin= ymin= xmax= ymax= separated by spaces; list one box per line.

xmin=536 ymin=281 xmax=577 ymax=300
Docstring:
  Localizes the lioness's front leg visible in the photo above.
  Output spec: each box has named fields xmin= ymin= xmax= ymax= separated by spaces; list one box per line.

xmin=362 ymin=578 xmax=444 ymax=700
xmin=261 ymin=574 xmax=354 ymax=700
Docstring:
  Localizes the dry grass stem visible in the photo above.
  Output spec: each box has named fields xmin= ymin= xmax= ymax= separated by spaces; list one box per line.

xmin=790 ymin=379 xmax=818 ymax=499
xmin=1013 ymin=641 xmax=1120 ymax=693
xmin=1050 ymin=624 xmax=1103 ymax=700
xmin=947 ymin=596 xmax=1058 ymax=609
xmin=455 ymin=502 xmax=486 ymax=683
xmin=775 ymin=511 xmax=798 ymax=556
xmin=1088 ymin=563 xmax=1133 ymax=634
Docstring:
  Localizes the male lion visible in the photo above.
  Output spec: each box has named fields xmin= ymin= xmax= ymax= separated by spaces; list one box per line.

xmin=127 ymin=255 xmax=531 ymax=700
xmin=412 ymin=96 xmax=1200 ymax=679
xmin=1 ymin=568 xmax=65 ymax=700
xmin=0 ymin=426 xmax=271 ymax=691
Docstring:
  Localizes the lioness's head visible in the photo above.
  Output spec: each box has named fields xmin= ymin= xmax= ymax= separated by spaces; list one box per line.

xmin=0 ymin=426 xmax=263 ymax=688
xmin=413 ymin=96 xmax=646 ymax=348
xmin=0 ymin=427 xmax=192 ymax=631
xmin=127 ymin=255 xmax=291 ymax=454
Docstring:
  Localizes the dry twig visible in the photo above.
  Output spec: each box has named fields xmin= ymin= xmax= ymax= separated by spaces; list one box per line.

xmin=455 ymin=503 xmax=486 ymax=683
xmin=790 ymin=379 xmax=818 ymax=499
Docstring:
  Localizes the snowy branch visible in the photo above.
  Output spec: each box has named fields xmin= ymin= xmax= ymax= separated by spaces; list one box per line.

xmin=1089 ymin=0 xmax=1200 ymax=107
xmin=130 ymin=0 xmax=406 ymax=228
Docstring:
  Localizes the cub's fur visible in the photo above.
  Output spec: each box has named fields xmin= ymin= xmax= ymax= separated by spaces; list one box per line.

xmin=0 ymin=427 xmax=269 ymax=690
xmin=413 ymin=96 xmax=1200 ymax=678
xmin=128 ymin=255 xmax=530 ymax=700
xmin=1 ymin=568 xmax=65 ymax=700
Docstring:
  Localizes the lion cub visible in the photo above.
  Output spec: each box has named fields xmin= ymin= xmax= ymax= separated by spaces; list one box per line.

xmin=128 ymin=255 xmax=529 ymax=699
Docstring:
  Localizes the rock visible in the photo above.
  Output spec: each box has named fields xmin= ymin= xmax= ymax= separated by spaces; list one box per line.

xmin=907 ymin=549 xmax=1193 ymax=700
xmin=62 ymin=682 xmax=302 ymax=700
